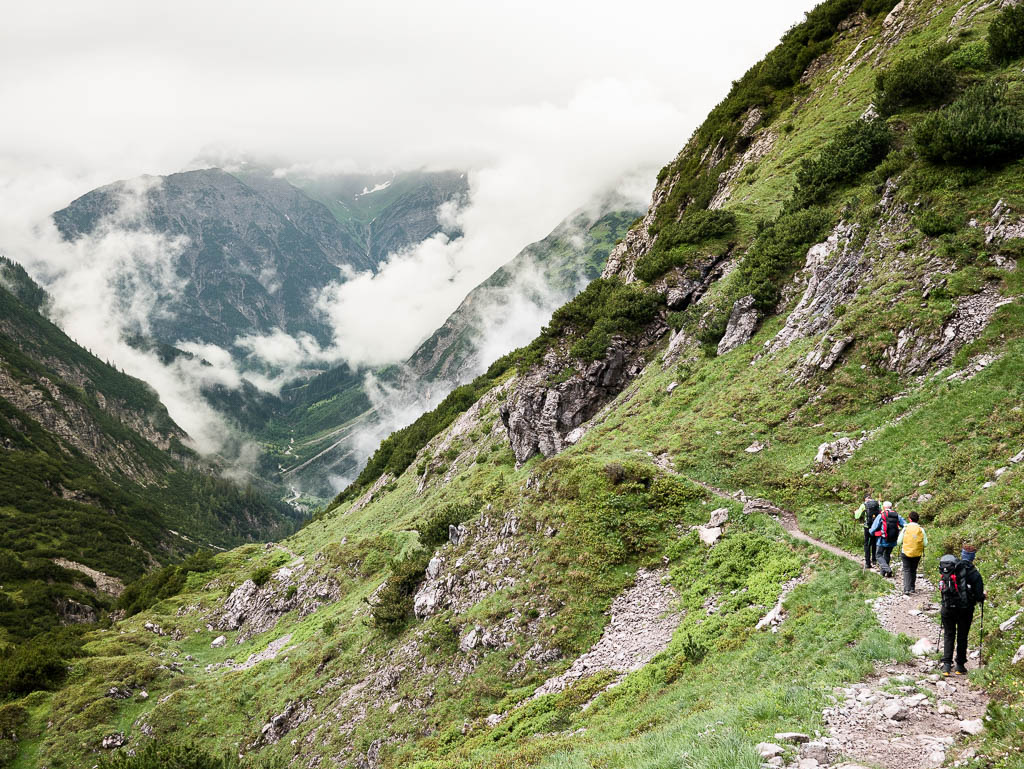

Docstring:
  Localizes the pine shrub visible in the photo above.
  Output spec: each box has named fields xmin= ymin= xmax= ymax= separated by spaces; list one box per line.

xmin=989 ymin=4 xmax=1024 ymax=63
xmin=791 ymin=119 xmax=891 ymax=209
xmin=913 ymin=82 xmax=1024 ymax=166
xmin=875 ymin=48 xmax=956 ymax=114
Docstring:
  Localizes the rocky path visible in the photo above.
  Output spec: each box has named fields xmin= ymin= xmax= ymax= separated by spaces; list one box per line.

xmin=646 ymin=454 xmax=991 ymax=768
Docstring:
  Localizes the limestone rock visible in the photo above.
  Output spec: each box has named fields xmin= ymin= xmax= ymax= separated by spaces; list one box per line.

xmin=698 ymin=526 xmax=723 ymax=546
xmin=774 ymin=732 xmax=810 ymax=743
xmin=815 ymin=437 xmax=858 ymax=469
xmin=911 ymin=638 xmax=936 ymax=657
xmin=745 ymin=441 xmax=767 ymax=454
xmin=958 ymin=718 xmax=984 ymax=735
xmin=211 ymin=635 xmax=227 ymax=648
xmin=882 ymin=703 xmax=907 ymax=720
xmin=717 ymin=295 xmax=760 ymax=355
xmin=756 ymin=742 xmax=784 ymax=759
xmin=707 ymin=508 xmax=729 ymax=528
xmin=999 ymin=612 xmax=1020 ymax=632
xmin=1012 ymin=644 xmax=1024 ymax=665
xmin=101 ymin=733 xmax=126 ymax=749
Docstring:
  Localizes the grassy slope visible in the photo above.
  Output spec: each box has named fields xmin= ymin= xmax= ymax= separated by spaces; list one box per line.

xmin=8 ymin=2 xmax=1024 ymax=768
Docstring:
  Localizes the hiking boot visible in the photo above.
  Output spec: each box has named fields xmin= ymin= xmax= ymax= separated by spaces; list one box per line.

xmin=955 ymin=665 xmax=968 ymax=675
xmin=942 ymin=662 xmax=952 ymax=676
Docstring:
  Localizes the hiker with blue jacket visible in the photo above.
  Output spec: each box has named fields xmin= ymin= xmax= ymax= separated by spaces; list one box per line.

xmin=939 ymin=545 xmax=985 ymax=676
xmin=854 ymin=495 xmax=881 ymax=569
xmin=869 ymin=501 xmax=905 ymax=578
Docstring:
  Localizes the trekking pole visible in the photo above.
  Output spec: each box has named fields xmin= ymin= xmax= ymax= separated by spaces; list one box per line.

xmin=979 ymin=602 xmax=985 ymax=665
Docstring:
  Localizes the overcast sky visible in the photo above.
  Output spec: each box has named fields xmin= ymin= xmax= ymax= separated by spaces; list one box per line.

xmin=0 ymin=0 xmax=813 ymax=464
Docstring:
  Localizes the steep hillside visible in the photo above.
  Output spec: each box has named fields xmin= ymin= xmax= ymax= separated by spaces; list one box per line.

xmin=0 ymin=258 xmax=300 ymax=657
xmin=406 ymin=201 xmax=643 ymax=383
xmin=8 ymin=2 xmax=1024 ymax=768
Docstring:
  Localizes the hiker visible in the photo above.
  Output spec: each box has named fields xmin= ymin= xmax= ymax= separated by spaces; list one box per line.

xmin=854 ymin=495 xmax=881 ymax=569
xmin=896 ymin=511 xmax=927 ymax=594
xmin=939 ymin=546 xmax=986 ymax=675
xmin=869 ymin=501 xmax=905 ymax=578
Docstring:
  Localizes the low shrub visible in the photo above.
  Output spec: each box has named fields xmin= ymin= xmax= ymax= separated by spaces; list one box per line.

xmin=367 ymin=549 xmax=431 ymax=635
xmin=915 ymin=209 xmax=961 ymax=237
xmin=791 ymin=119 xmax=891 ymax=209
xmin=250 ymin=565 xmax=274 ymax=587
xmin=945 ymin=39 xmax=990 ymax=71
xmin=656 ymin=210 xmax=736 ymax=249
xmin=97 ymin=742 xmax=283 ymax=769
xmin=118 ymin=549 xmax=216 ymax=617
xmin=913 ymin=82 xmax=1024 ymax=166
xmin=988 ymin=3 xmax=1024 ymax=64
xmin=874 ymin=47 xmax=955 ymax=114
xmin=417 ymin=501 xmax=478 ymax=549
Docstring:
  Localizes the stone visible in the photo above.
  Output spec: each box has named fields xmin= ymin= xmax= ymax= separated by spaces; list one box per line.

xmin=882 ymin=703 xmax=907 ymax=721
xmin=927 ymin=750 xmax=946 ymax=767
xmin=485 ymin=713 xmax=503 ymax=727
xmin=717 ymin=295 xmax=760 ymax=355
xmin=911 ymin=638 xmax=936 ymax=657
xmin=982 ymin=481 xmax=996 ymax=489
xmin=1010 ymin=449 xmax=1024 ymax=464
xmin=698 ymin=526 xmax=723 ymax=546
xmin=797 ymin=759 xmax=819 ymax=769
xmin=101 ymin=733 xmax=126 ymax=749
xmin=460 ymin=627 xmax=481 ymax=653
xmin=958 ymin=718 xmax=984 ymax=735
xmin=756 ymin=742 xmax=784 ymax=759
xmin=814 ymin=437 xmax=858 ymax=469
xmin=707 ymin=508 xmax=729 ymax=528
xmin=1012 ymin=644 xmax=1024 ymax=665
xmin=995 ymin=466 xmax=1010 ymax=477
xmin=998 ymin=612 xmax=1020 ymax=632
xmin=774 ymin=732 xmax=810 ymax=743
xmin=666 ymin=381 xmax=679 ymax=393
xmin=745 ymin=441 xmax=767 ymax=454
xmin=800 ymin=742 xmax=830 ymax=763
xmin=211 ymin=635 xmax=227 ymax=648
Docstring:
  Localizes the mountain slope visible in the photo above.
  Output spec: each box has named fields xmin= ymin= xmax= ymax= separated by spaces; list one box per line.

xmin=0 ymin=257 xmax=300 ymax=651
xmin=9 ymin=2 xmax=1024 ymax=768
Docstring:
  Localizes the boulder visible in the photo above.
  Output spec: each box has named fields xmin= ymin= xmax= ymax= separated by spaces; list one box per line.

xmin=958 ymin=718 xmax=984 ymax=735
xmin=882 ymin=703 xmax=907 ymax=721
xmin=774 ymin=732 xmax=810 ymax=743
xmin=211 ymin=635 xmax=227 ymax=648
xmin=707 ymin=508 xmax=729 ymax=528
xmin=814 ymin=437 xmax=858 ymax=469
xmin=1012 ymin=644 xmax=1024 ymax=665
xmin=717 ymin=295 xmax=760 ymax=355
xmin=101 ymin=733 xmax=126 ymax=749
xmin=745 ymin=441 xmax=766 ymax=454
xmin=698 ymin=526 xmax=723 ymax=546
xmin=756 ymin=742 xmax=784 ymax=759
xmin=999 ymin=612 xmax=1021 ymax=633
xmin=911 ymin=638 xmax=936 ymax=657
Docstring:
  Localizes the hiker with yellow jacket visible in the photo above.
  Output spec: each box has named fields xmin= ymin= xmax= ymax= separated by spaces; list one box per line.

xmin=896 ymin=511 xmax=928 ymax=595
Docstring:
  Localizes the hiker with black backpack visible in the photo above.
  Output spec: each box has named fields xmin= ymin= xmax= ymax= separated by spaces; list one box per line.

xmin=869 ymin=501 xmax=905 ymax=578
xmin=854 ymin=495 xmax=881 ymax=570
xmin=896 ymin=511 xmax=928 ymax=594
xmin=939 ymin=545 xmax=986 ymax=676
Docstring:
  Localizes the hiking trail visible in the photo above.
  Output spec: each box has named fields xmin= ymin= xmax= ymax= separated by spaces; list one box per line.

xmin=648 ymin=452 xmax=992 ymax=768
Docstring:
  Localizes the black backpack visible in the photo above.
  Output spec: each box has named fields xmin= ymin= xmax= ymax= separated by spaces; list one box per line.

xmin=939 ymin=555 xmax=972 ymax=609
xmin=864 ymin=499 xmax=880 ymax=526
xmin=880 ymin=510 xmax=900 ymax=541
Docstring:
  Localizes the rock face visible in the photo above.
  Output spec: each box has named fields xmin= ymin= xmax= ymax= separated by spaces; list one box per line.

xmin=500 ymin=328 xmax=665 ymax=465
xmin=717 ymin=295 xmax=760 ymax=355
xmin=882 ymin=286 xmax=1014 ymax=374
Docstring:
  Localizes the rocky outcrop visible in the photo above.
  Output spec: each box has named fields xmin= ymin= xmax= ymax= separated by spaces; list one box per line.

xmin=984 ymin=199 xmax=1024 ymax=244
xmin=762 ymin=221 xmax=865 ymax=357
xmin=52 ymin=558 xmax=125 ymax=597
xmin=413 ymin=508 xmax=530 ymax=619
xmin=253 ymin=699 xmax=314 ymax=748
xmin=882 ymin=286 xmax=1014 ymax=375
xmin=709 ymin=128 xmax=776 ymax=210
xmin=717 ymin=295 xmax=759 ymax=355
xmin=500 ymin=325 xmax=666 ymax=465
xmin=814 ymin=437 xmax=860 ymax=469
xmin=213 ymin=565 xmax=340 ymax=643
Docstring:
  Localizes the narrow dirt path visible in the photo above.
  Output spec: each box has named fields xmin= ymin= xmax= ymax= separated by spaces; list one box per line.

xmin=647 ymin=453 xmax=992 ymax=768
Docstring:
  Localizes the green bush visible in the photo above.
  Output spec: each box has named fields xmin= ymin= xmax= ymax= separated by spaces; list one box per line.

xmin=250 ymin=565 xmax=274 ymax=587
xmin=368 ymin=549 xmax=431 ymax=636
xmin=118 ymin=550 xmax=216 ymax=617
xmin=735 ymin=208 xmax=834 ymax=314
xmin=913 ymin=82 xmax=1024 ymax=166
xmin=875 ymin=47 xmax=955 ymax=114
xmin=988 ymin=4 xmax=1024 ymax=64
xmin=945 ymin=39 xmax=990 ymax=71
xmin=791 ymin=119 xmax=891 ymax=209
xmin=97 ymin=742 xmax=282 ymax=769
xmin=0 ymin=627 xmax=87 ymax=697
xmin=417 ymin=502 xmax=478 ymax=549
xmin=915 ymin=209 xmax=961 ymax=237
xmin=656 ymin=210 xmax=736 ymax=249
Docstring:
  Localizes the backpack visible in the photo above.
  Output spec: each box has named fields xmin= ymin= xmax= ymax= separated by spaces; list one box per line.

xmin=938 ymin=555 xmax=971 ymax=610
xmin=902 ymin=523 xmax=924 ymax=558
xmin=863 ymin=499 xmax=880 ymax=527
xmin=879 ymin=511 xmax=901 ymax=541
